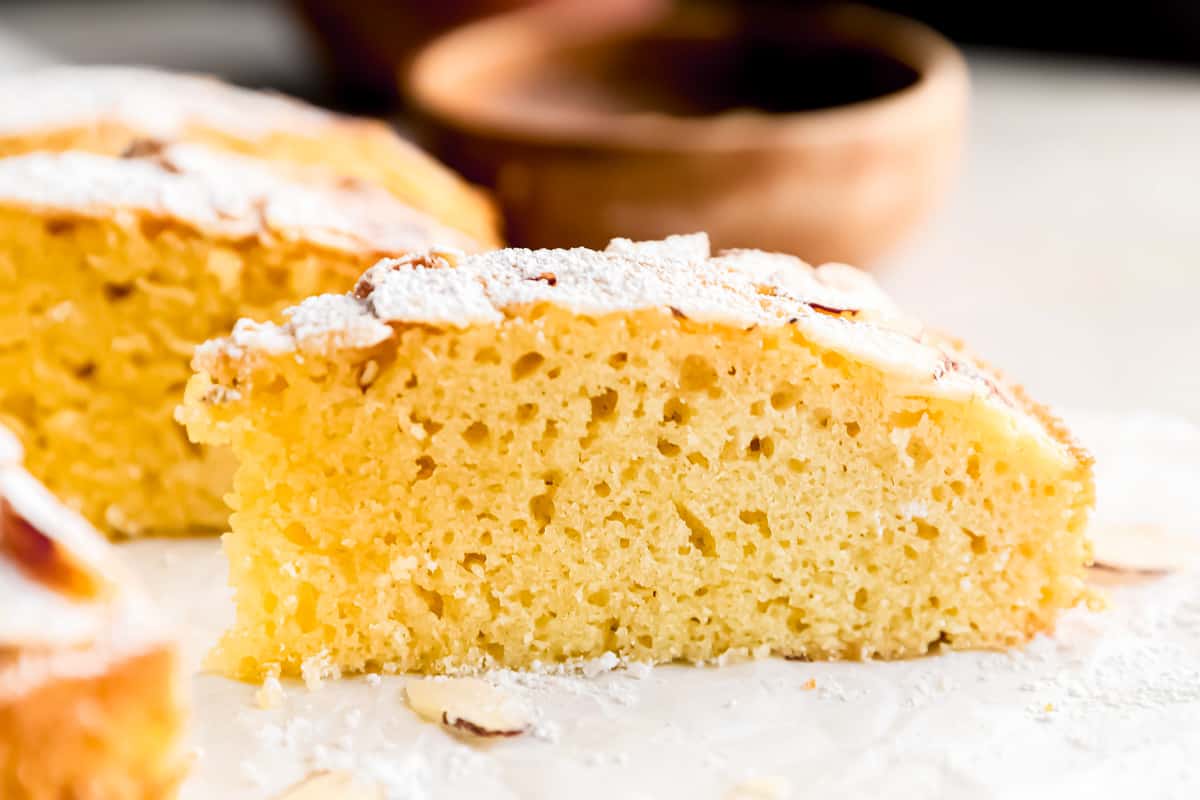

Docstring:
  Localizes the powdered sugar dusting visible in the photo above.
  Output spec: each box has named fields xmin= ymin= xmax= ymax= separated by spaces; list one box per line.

xmin=482 ymin=651 xmax=653 ymax=711
xmin=285 ymin=295 xmax=396 ymax=353
xmin=193 ymin=236 xmax=1060 ymax=450
xmin=0 ymin=144 xmax=480 ymax=255
xmin=367 ymin=260 xmax=501 ymax=327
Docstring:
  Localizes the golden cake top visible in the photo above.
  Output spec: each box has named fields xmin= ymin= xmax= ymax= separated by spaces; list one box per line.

xmin=0 ymin=142 xmax=481 ymax=254
xmin=193 ymin=234 xmax=1080 ymax=459
xmin=0 ymin=65 xmax=348 ymax=141
xmin=0 ymin=426 xmax=168 ymax=698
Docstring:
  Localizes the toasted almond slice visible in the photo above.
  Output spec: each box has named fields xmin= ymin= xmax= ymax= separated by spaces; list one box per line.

xmin=0 ymin=497 xmax=107 ymax=599
xmin=272 ymin=770 xmax=381 ymax=800
xmin=1087 ymin=566 xmax=1161 ymax=587
xmin=405 ymin=677 xmax=531 ymax=738
xmin=1089 ymin=522 xmax=1200 ymax=578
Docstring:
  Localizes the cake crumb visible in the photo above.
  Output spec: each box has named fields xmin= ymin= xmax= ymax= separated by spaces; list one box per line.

xmin=256 ymin=675 xmax=286 ymax=709
xmin=389 ymin=555 xmax=418 ymax=580
xmin=624 ymin=661 xmax=654 ymax=680
xmin=801 ymin=678 xmax=817 ymax=691
xmin=581 ymin=651 xmax=621 ymax=678
xmin=300 ymin=651 xmax=340 ymax=691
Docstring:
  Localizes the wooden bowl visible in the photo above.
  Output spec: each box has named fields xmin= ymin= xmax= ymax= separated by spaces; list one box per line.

xmin=408 ymin=1 xmax=968 ymax=265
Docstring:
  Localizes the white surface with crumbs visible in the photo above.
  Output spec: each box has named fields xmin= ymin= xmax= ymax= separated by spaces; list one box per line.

xmin=118 ymin=411 xmax=1200 ymax=800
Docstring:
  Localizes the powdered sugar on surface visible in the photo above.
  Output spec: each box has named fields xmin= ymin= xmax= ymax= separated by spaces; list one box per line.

xmin=118 ymin=410 xmax=1200 ymax=800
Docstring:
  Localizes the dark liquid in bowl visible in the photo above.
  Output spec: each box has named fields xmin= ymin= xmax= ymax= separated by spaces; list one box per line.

xmin=505 ymin=28 xmax=921 ymax=117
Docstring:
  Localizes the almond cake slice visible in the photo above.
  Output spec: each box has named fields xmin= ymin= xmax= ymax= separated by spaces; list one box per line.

xmin=0 ymin=427 xmax=187 ymax=799
xmin=0 ymin=65 xmax=499 ymax=247
xmin=181 ymin=234 xmax=1094 ymax=678
xmin=0 ymin=142 xmax=481 ymax=537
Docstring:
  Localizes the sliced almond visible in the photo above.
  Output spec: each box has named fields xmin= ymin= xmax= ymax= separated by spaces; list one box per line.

xmin=1089 ymin=522 xmax=1200 ymax=580
xmin=272 ymin=770 xmax=381 ymax=800
xmin=405 ymin=677 xmax=531 ymax=738
xmin=0 ymin=497 xmax=106 ymax=599
xmin=120 ymin=137 xmax=170 ymax=160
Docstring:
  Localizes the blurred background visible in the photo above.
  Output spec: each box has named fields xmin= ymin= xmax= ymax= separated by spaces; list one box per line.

xmin=0 ymin=0 xmax=1197 ymax=422
xmin=4 ymin=1 xmax=1199 ymax=111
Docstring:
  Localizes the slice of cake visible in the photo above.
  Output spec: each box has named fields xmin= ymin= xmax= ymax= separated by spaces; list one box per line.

xmin=181 ymin=234 xmax=1094 ymax=678
xmin=0 ymin=65 xmax=500 ymax=247
xmin=0 ymin=427 xmax=187 ymax=799
xmin=0 ymin=142 xmax=481 ymax=537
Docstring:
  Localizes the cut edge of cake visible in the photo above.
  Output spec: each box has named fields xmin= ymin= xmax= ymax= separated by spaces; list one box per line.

xmin=182 ymin=234 xmax=1095 ymax=678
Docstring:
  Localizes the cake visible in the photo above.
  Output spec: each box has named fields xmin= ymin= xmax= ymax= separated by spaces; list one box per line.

xmin=0 ymin=65 xmax=500 ymax=247
xmin=180 ymin=234 xmax=1094 ymax=678
xmin=0 ymin=427 xmax=187 ymax=799
xmin=0 ymin=142 xmax=482 ymax=537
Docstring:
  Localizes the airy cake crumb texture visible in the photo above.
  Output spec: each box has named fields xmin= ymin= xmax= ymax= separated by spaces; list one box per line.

xmin=182 ymin=235 xmax=1094 ymax=677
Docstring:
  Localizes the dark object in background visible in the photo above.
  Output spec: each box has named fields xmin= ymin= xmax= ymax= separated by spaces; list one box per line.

xmin=408 ymin=1 xmax=967 ymax=264
xmin=291 ymin=0 xmax=566 ymax=112
xmin=531 ymin=18 xmax=921 ymax=116
xmin=294 ymin=0 xmax=1200 ymax=115
xmin=871 ymin=0 xmax=1200 ymax=66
